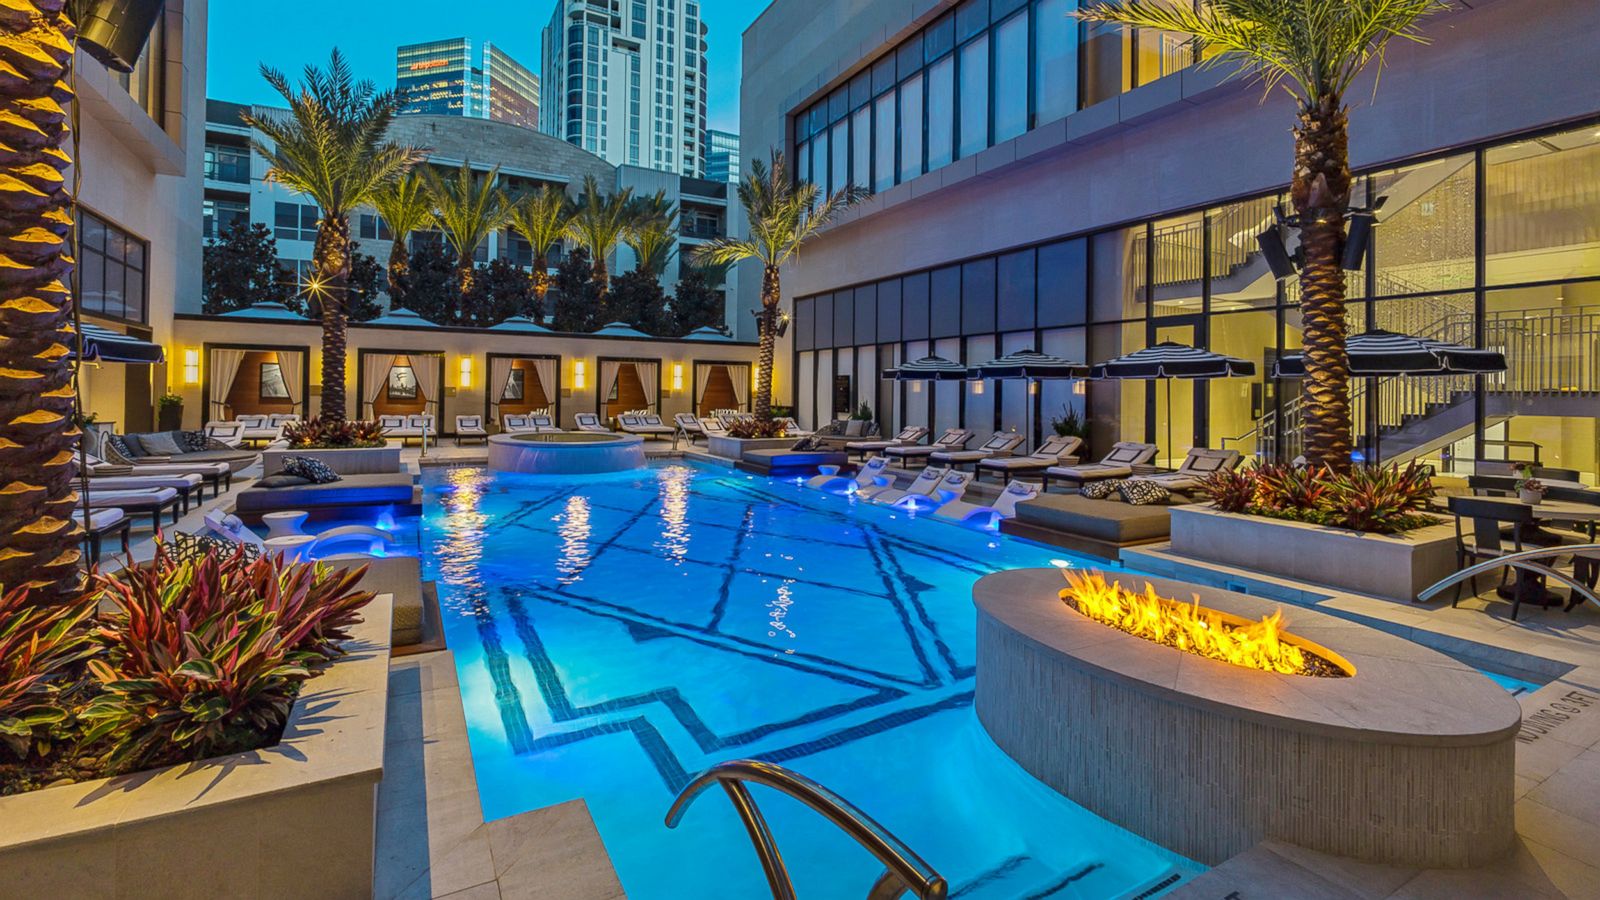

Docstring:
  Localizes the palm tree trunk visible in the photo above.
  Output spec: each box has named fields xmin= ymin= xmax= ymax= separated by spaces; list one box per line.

xmin=1293 ymin=95 xmax=1354 ymax=472
xmin=0 ymin=1 xmax=81 ymax=602
xmin=592 ymin=250 xmax=609 ymax=296
xmin=386 ymin=235 xmax=408 ymax=306
xmin=532 ymin=251 xmax=548 ymax=319
xmin=313 ymin=215 xmax=351 ymax=421
xmin=753 ymin=265 xmax=780 ymax=423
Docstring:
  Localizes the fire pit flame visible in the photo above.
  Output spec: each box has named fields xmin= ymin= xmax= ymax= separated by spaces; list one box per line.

xmin=1059 ymin=571 xmax=1351 ymax=678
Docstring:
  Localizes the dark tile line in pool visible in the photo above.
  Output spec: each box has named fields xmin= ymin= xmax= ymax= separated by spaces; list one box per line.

xmin=754 ymin=690 xmax=976 ymax=767
xmin=950 ymin=855 xmax=1030 ymax=899
xmin=706 ymin=503 xmax=758 ymax=632
xmin=469 ymin=594 xmax=539 ymax=756
xmin=862 ymin=529 xmax=967 ymax=681
xmin=522 ymin=714 xmax=694 ymax=793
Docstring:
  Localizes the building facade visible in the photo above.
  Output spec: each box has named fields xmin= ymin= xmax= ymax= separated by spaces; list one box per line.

xmin=705 ymin=128 xmax=739 ymax=183
xmin=76 ymin=0 xmax=207 ymax=434
xmin=743 ymin=0 xmax=1600 ymax=480
xmin=540 ymin=0 xmax=709 ymax=177
xmin=396 ymin=38 xmax=540 ymax=131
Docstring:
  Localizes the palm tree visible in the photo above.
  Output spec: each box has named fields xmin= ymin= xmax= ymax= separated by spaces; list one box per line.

xmin=1077 ymin=0 xmax=1447 ymax=470
xmin=695 ymin=151 xmax=866 ymax=422
xmin=623 ymin=191 xmax=678 ymax=277
xmin=424 ymin=160 xmax=510 ymax=293
xmin=368 ymin=170 xmax=435 ymax=307
xmin=505 ymin=184 xmax=572 ymax=308
xmin=244 ymin=50 xmax=426 ymax=421
xmin=0 ymin=1 xmax=82 ymax=601
xmin=566 ymin=176 xmax=634 ymax=293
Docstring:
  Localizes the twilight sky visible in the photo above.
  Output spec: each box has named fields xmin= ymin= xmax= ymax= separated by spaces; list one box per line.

xmin=206 ymin=0 xmax=769 ymax=134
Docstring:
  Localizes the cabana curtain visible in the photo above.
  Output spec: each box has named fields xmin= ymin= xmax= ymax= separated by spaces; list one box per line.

xmin=275 ymin=350 xmax=304 ymax=408
xmin=532 ymin=357 xmax=557 ymax=409
xmin=208 ymin=348 xmax=246 ymax=420
xmin=408 ymin=354 xmax=442 ymax=416
xmin=635 ymin=361 xmax=660 ymax=412
xmin=362 ymin=353 xmax=397 ymax=416
xmin=729 ymin=364 xmax=750 ymax=410
xmin=694 ymin=363 xmax=713 ymax=407
xmin=489 ymin=356 xmax=515 ymax=411
xmin=600 ymin=360 xmax=621 ymax=405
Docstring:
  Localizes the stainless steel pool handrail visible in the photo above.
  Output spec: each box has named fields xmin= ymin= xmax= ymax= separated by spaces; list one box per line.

xmin=1417 ymin=543 xmax=1600 ymax=611
xmin=664 ymin=759 xmax=948 ymax=900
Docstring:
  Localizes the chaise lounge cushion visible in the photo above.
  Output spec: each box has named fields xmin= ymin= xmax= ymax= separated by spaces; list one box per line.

xmin=236 ymin=472 xmax=414 ymax=514
xmin=1013 ymin=493 xmax=1174 ymax=544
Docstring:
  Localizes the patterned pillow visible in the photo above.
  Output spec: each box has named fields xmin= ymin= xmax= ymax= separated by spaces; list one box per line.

xmin=104 ymin=432 xmax=135 ymax=459
xmin=180 ymin=430 xmax=209 ymax=452
xmin=1080 ymin=479 xmax=1120 ymax=500
xmin=280 ymin=455 xmax=342 ymax=484
xmin=169 ymin=530 xmax=260 ymax=565
xmin=1117 ymin=478 xmax=1170 ymax=506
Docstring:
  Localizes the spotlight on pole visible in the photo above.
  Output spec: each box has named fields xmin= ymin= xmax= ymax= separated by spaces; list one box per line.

xmin=1342 ymin=195 xmax=1387 ymax=271
xmin=1257 ymin=224 xmax=1298 ymax=281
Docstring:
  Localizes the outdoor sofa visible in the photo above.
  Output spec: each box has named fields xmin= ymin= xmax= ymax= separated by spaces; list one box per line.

xmin=102 ymin=430 xmax=262 ymax=475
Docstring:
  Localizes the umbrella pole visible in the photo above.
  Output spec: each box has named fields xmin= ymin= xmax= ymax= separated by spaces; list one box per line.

xmin=1165 ymin=377 xmax=1173 ymax=470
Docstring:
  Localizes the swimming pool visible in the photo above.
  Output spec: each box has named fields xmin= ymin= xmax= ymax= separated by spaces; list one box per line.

xmin=421 ymin=462 xmax=1199 ymax=898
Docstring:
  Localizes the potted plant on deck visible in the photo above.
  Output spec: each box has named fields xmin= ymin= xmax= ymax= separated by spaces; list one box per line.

xmin=1514 ymin=465 xmax=1547 ymax=505
xmin=155 ymin=391 xmax=183 ymax=431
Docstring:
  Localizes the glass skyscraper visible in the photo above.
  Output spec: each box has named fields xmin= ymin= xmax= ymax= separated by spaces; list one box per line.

xmin=705 ymin=128 xmax=739 ymax=183
xmin=397 ymin=38 xmax=540 ymax=132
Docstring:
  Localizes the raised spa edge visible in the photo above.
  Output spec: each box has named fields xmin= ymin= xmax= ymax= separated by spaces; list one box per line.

xmin=974 ymin=567 xmax=1521 ymax=868
xmin=487 ymin=431 xmax=647 ymax=475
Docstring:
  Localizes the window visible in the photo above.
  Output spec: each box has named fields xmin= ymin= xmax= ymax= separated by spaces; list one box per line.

xmin=993 ymin=13 xmax=1028 ymax=142
xmin=957 ymin=35 xmax=989 ymax=159
xmin=75 ymin=210 xmax=148 ymax=323
xmin=926 ymin=57 xmax=954 ymax=170
xmin=358 ymin=213 xmax=393 ymax=242
xmin=274 ymin=202 xmax=319 ymax=242
xmin=202 ymin=198 xmax=249 ymax=239
xmin=851 ymin=106 xmax=871 ymax=191
xmin=829 ymin=122 xmax=848 ymax=195
xmin=899 ymin=74 xmax=924 ymax=183
xmin=1034 ymin=0 xmax=1079 ymax=124
xmin=204 ymin=143 xmax=249 ymax=183
xmin=873 ymin=94 xmax=896 ymax=192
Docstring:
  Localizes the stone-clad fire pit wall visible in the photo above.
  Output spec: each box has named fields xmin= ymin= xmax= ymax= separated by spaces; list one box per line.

xmin=974 ymin=568 xmax=1521 ymax=868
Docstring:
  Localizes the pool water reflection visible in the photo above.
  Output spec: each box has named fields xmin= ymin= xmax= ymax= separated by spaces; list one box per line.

xmin=421 ymin=462 xmax=1198 ymax=899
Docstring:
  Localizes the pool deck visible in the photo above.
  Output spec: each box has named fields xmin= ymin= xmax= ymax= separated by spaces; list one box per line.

xmin=1128 ymin=544 xmax=1600 ymax=899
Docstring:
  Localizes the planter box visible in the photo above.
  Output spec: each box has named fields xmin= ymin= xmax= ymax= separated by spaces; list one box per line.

xmin=264 ymin=445 xmax=403 ymax=476
xmin=1169 ymin=505 xmax=1457 ymax=602
xmin=0 ymin=594 xmax=394 ymax=898
xmin=705 ymin=435 xmax=793 ymax=461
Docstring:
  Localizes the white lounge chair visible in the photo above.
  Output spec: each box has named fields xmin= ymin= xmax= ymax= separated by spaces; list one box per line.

xmin=779 ymin=417 xmax=811 ymax=436
xmin=1136 ymin=448 xmax=1243 ymax=493
xmin=701 ymin=418 xmax=729 ymax=438
xmin=574 ymin=413 xmax=611 ymax=433
xmin=931 ymin=432 xmax=1026 ymax=470
xmin=88 ymin=472 xmax=205 ymax=514
xmin=845 ymin=425 xmax=929 ymax=459
xmin=528 ymin=414 xmax=560 ymax=433
xmin=863 ymin=466 xmax=951 ymax=506
xmin=976 ymin=435 xmax=1083 ymax=481
xmin=455 ymin=415 xmax=488 ymax=445
xmin=381 ymin=414 xmax=434 ymax=446
xmin=83 ymin=487 xmax=182 ymax=530
xmin=268 ymin=413 xmax=301 ymax=428
xmin=76 ymin=507 xmax=130 ymax=562
xmin=85 ymin=450 xmax=233 ymax=496
xmin=935 ymin=479 xmax=1040 ymax=529
xmin=675 ymin=413 xmax=705 ymax=442
xmin=236 ymin=415 xmax=285 ymax=446
xmin=886 ymin=470 xmax=973 ymax=512
xmin=805 ymin=456 xmax=892 ymax=494
xmin=618 ymin=413 xmax=674 ymax=438
xmin=884 ymin=429 xmax=973 ymax=465
xmin=204 ymin=420 xmax=246 ymax=448
xmin=500 ymin=414 xmax=533 ymax=434
xmin=1043 ymin=442 xmax=1159 ymax=492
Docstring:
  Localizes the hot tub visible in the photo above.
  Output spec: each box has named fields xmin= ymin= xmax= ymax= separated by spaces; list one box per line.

xmin=487 ymin=431 xmax=646 ymax=475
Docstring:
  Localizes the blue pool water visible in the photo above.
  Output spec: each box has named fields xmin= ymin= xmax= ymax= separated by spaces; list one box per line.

xmin=421 ymin=462 xmax=1199 ymax=898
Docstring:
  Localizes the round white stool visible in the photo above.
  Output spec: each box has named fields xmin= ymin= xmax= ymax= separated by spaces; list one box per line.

xmin=263 ymin=534 xmax=315 ymax=563
xmin=262 ymin=510 xmax=309 ymax=539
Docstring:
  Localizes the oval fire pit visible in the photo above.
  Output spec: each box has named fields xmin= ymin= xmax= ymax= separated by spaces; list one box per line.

xmin=974 ymin=568 xmax=1521 ymax=869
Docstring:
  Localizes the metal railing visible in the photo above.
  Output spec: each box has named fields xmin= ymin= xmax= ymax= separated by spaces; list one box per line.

xmin=665 ymin=759 xmax=948 ymax=900
xmin=1417 ymin=544 xmax=1600 ymax=612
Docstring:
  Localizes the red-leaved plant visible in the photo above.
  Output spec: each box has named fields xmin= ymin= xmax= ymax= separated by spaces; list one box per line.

xmin=728 ymin=418 xmax=788 ymax=439
xmin=80 ymin=542 xmax=374 ymax=774
xmin=1201 ymin=461 xmax=1437 ymax=535
xmin=0 ymin=585 xmax=97 ymax=762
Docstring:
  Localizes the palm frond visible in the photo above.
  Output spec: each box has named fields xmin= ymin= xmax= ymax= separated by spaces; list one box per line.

xmin=506 ymin=185 xmax=573 ymax=257
xmin=369 ymin=171 xmax=436 ymax=239
xmin=423 ymin=161 xmax=511 ymax=266
xmin=623 ymin=191 xmax=679 ymax=276
xmin=565 ymin=175 xmax=635 ymax=263
xmin=696 ymin=149 xmax=865 ymax=271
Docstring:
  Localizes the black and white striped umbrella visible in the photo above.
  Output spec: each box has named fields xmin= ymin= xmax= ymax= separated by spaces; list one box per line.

xmin=967 ymin=349 xmax=1090 ymax=380
xmin=1273 ymin=330 xmax=1506 ymax=378
xmin=1091 ymin=342 xmax=1256 ymax=380
xmin=68 ymin=323 xmax=166 ymax=364
xmin=882 ymin=355 xmax=971 ymax=381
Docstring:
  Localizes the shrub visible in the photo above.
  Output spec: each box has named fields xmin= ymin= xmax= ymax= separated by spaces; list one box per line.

xmin=283 ymin=417 xmax=386 ymax=449
xmin=1051 ymin=405 xmax=1089 ymax=440
xmin=729 ymin=419 xmax=788 ymax=439
xmin=80 ymin=543 xmax=374 ymax=775
xmin=0 ymin=586 xmax=97 ymax=762
xmin=1200 ymin=461 xmax=1438 ymax=535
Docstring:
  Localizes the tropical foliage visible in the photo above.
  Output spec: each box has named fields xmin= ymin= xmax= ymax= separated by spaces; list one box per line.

xmin=424 ymin=161 xmax=511 ymax=291
xmin=695 ymin=151 xmax=866 ymax=421
xmin=243 ymin=49 xmax=426 ymax=420
xmin=369 ymin=171 xmax=436 ymax=304
xmin=566 ymin=176 xmax=635 ymax=292
xmin=0 ymin=1 xmax=83 ymax=602
xmin=1077 ymin=0 xmax=1448 ymax=469
xmin=668 ymin=266 xmax=726 ymax=336
xmin=1201 ymin=461 xmax=1437 ymax=534
xmin=550 ymin=248 xmax=604 ymax=332
xmin=506 ymin=185 xmax=573 ymax=306
xmin=282 ymin=417 xmax=386 ymax=449
xmin=0 ymin=585 xmax=97 ymax=761
xmin=623 ymin=190 xmax=678 ymax=277
xmin=203 ymin=223 xmax=295 ymax=315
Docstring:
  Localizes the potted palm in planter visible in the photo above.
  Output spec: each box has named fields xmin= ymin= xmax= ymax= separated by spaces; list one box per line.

xmin=155 ymin=392 xmax=183 ymax=431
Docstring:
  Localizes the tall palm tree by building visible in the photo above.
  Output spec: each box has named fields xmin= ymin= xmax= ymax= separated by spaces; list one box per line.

xmin=623 ymin=191 xmax=678 ymax=277
xmin=369 ymin=170 xmax=435 ymax=306
xmin=244 ymin=50 xmax=425 ymax=421
xmin=566 ymin=176 xmax=634 ymax=294
xmin=506 ymin=184 xmax=572 ymax=308
xmin=424 ymin=160 xmax=510 ymax=293
xmin=695 ymin=151 xmax=866 ymax=423
xmin=0 ymin=1 xmax=82 ymax=601
xmin=1077 ymin=0 xmax=1447 ymax=470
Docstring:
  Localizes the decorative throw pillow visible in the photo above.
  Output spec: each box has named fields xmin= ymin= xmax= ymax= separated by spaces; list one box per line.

xmin=104 ymin=433 xmax=135 ymax=459
xmin=137 ymin=431 xmax=186 ymax=456
xmin=1118 ymin=478 xmax=1171 ymax=506
xmin=170 ymin=530 xmax=259 ymax=565
xmin=256 ymin=473 xmax=312 ymax=489
xmin=1080 ymin=479 xmax=1120 ymax=500
xmin=844 ymin=419 xmax=867 ymax=437
xmin=281 ymin=456 xmax=341 ymax=485
xmin=181 ymin=430 xmax=210 ymax=452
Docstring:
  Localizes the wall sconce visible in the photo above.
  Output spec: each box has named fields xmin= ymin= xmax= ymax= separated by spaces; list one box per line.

xmin=1029 ymin=381 xmax=1039 ymax=395
xmin=458 ymin=356 xmax=473 ymax=388
xmin=182 ymin=348 xmax=200 ymax=385
xmin=573 ymin=360 xmax=587 ymax=390
xmin=970 ymin=380 xmax=985 ymax=395
xmin=911 ymin=381 xmax=922 ymax=393
xmin=1073 ymin=381 xmax=1087 ymax=396
xmin=672 ymin=363 xmax=684 ymax=392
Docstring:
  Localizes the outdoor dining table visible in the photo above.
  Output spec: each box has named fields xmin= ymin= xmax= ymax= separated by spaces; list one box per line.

xmin=1492 ymin=498 xmax=1599 ymax=611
